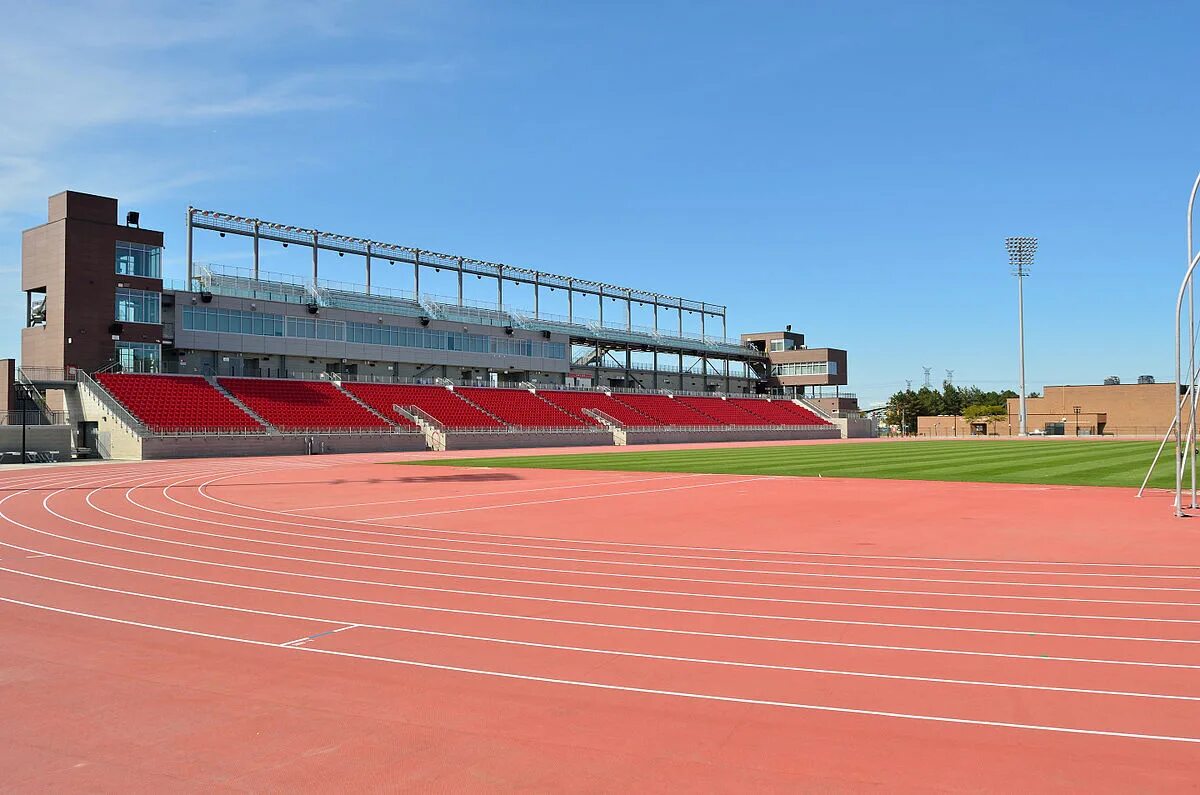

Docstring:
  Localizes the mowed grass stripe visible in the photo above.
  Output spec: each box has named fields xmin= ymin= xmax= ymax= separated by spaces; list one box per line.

xmin=411 ymin=440 xmax=1177 ymax=489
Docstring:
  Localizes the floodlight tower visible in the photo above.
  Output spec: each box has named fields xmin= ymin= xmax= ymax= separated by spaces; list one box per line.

xmin=1005 ymin=237 xmax=1038 ymax=436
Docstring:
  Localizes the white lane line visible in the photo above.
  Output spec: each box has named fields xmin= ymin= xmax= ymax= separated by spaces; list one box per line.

xmin=186 ymin=481 xmax=1200 ymax=582
xmin=359 ymin=476 xmax=779 ymax=521
xmin=7 ymin=522 xmax=1200 ymax=672
xmin=139 ymin=486 xmax=1200 ymax=593
xmin=280 ymin=473 xmax=706 ymax=514
xmin=281 ymin=623 xmax=359 ymax=647
xmin=3 ymin=565 xmax=1197 ymax=701
xmin=27 ymin=475 xmax=1200 ymax=629
xmin=80 ymin=486 xmax=1200 ymax=609
xmin=3 ymin=595 xmax=1199 ymax=745
xmin=189 ymin=470 xmax=1200 ymax=574
xmin=8 ymin=536 xmax=1199 ymax=650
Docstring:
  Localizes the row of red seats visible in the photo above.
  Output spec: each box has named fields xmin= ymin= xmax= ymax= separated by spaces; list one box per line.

xmin=97 ymin=374 xmax=830 ymax=432
xmin=97 ymin=374 xmax=263 ymax=432
xmin=218 ymin=378 xmax=393 ymax=431
xmin=457 ymin=387 xmax=585 ymax=428
xmin=345 ymin=383 xmax=501 ymax=429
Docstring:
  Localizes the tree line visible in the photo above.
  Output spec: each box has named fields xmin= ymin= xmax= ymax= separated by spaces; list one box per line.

xmin=884 ymin=382 xmax=1022 ymax=433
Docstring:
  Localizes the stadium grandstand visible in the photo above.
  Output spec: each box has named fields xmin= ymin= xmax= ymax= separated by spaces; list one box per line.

xmin=4 ymin=190 xmax=869 ymax=459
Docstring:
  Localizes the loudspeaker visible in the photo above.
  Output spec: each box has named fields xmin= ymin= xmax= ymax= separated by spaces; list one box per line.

xmin=306 ymin=301 xmax=320 ymax=315
xmin=199 ymin=291 xmax=213 ymax=303
xmin=541 ymin=330 xmax=551 ymax=339
xmin=108 ymin=322 xmax=124 ymax=335
xmin=418 ymin=316 xmax=430 ymax=327
xmin=126 ymin=211 xmax=140 ymax=227
xmin=504 ymin=325 xmax=514 ymax=336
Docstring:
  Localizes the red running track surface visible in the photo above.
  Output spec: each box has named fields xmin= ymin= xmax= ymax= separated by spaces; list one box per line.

xmin=0 ymin=450 xmax=1198 ymax=790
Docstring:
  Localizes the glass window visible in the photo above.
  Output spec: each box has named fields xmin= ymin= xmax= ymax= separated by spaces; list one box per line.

xmin=115 ymin=341 xmax=161 ymax=373
xmin=115 ymin=242 xmax=163 ymax=278
xmin=770 ymin=361 xmax=830 ymax=377
xmin=115 ymin=288 xmax=161 ymax=324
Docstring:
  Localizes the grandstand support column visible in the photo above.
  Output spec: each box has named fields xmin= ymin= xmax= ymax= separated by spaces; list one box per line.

xmin=567 ymin=280 xmax=574 ymax=322
xmin=626 ymin=290 xmax=632 ymax=331
xmin=365 ymin=243 xmax=372 ymax=295
xmin=678 ymin=351 xmax=684 ymax=382
xmin=625 ymin=347 xmax=631 ymax=383
xmin=653 ymin=304 xmax=658 ymax=333
xmin=678 ymin=304 xmax=684 ymax=336
xmin=599 ymin=287 xmax=604 ymax=326
xmin=534 ymin=273 xmax=540 ymax=318
xmin=252 ymin=220 xmax=261 ymax=279
xmin=414 ymin=250 xmax=422 ymax=298
xmin=185 ymin=206 xmax=194 ymax=286
xmin=721 ymin=312 xmax=727 ymax=342
xmin=701 ymin=309 xmax=706 ymax=340
xmin=652 ymin=352 xmax=658 ymax=389
xmin=311 ymin=230 xmax=319 ymax=284
xmin=457 ymin=257 xmax=465 ymax=306
xmin=497 ymin=265 xmax=504 ymax=309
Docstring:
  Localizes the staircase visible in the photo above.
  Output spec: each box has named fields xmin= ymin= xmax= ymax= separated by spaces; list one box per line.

xmin=333 ymin=380 xmax=402 ymax=428
xmin=446 ymin=386 xmax=510 ymax=427
xmin=531 ymin=389 xmax=589 ymax=426
xmin=206 ymin=376 xmax=277 ymax=434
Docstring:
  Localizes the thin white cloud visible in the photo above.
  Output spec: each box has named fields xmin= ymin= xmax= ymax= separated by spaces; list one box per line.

xmin=0 ymin=0 xmax=458 ymax=213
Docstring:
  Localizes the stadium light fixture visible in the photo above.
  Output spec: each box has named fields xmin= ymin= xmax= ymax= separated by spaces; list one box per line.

xmin=1005 ymin=236 xmax=1038 ymax=436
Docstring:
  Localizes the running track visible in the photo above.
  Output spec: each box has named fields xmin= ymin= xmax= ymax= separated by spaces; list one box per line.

xmin=0 ymin=451 xmax=1198 ymax=790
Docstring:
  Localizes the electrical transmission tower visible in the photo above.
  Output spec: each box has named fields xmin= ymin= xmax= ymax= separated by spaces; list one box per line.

xmin=922 ymin=367 xmax=933 ymax=389
xmin=945 ymin=369 xmax=955 ymax=385
xmin=905 ymin=379 xmax=912 ymax=391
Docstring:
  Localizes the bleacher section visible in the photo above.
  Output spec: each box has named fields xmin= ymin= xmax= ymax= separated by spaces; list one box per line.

xmin=677 ymin=395 xmax=769 ymax=426
xmin=97 ymin=374 xmax=263 ymax=433
xmin=536 ymin=389 xmax=661 ymax=427
xmin=344 ymin=383 xmax=503 ymax=429
xmin=610 ymin=393 xmax=722 ymax=426
xmin=219 ymin=378 xmax=394 ymax=431
xmin=728 ymin=397 xmax=829 ymax=425
xmin=91 ymin=374 xmax=833 ymax=444
xmin=458 ymin=387 xmax=586 ymax=428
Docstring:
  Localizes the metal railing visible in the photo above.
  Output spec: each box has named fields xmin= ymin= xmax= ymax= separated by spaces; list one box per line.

xmin=77 ymin=370 xmax=148 ymax=437
xmin=0 ymin=410 xmax=68 ymax=426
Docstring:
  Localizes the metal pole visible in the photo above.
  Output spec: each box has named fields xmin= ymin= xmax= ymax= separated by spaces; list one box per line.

xmin=20 ymin=408 xmax=26 ymax=464
xmin=599 ymin=288 xmax=604 ymax=326
xmin=457 ymin=257 xmax=464 ymax=306
xmin=1017 ymin=272 xmax=1027 ymax=436
xmin=252 ymin=220 xmax=260 ymax=280
xmin=722 ymin=312 xmax=727 ymax=342
xmin=311 ymin=230 xmax=319 ymax=285
xmin=1172 ymin=250 xmax=1200 ymax=515
xmin=365 ymin=243 xmax=372 ymax=295
xmin=626 ymin=292 xmax=631 ymax=331
xmin=1188 ymin=173 xmax=1200 ymax=507
xmin=534 ymin=274 xmax=540 ymax=319
xmin=414 ymin=250 xmax=421 ymax=298
xmin=567 ymin=280 xmax=573 ymax=323
xmin=185 ymin=207 xmax=194 ymax=287
xmin=496 ymin=266 xmax=503 ymax=309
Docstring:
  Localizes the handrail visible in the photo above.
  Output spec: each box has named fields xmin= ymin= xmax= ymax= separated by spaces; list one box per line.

xmin=77 ymin=371 xmax=148 ymax=437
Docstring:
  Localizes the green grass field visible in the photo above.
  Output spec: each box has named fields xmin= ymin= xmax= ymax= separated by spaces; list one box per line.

xmin=415 ymin=440 xmax=1176 ymax=489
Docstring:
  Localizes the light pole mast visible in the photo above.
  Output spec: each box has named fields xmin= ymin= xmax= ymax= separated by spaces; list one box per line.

xmin=1005 ymin=237 xmax=1038 ymax=436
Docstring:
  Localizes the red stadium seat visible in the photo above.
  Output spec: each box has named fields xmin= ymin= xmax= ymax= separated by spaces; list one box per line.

xmin=609 ymin=393 xmax=721 ymax=426
xmin=97 ymin=374 xmax=264 ymax=433
xmin=536 ymin=389 xmax=662 ymax=427
xmin=457 ymin=387 xmax=586 ymax=428
xmin=219 ymin=378 xmax=395 ymax=431
xmin=727 ymin=397 xmax=831 ymax=425
xmin=343 ymin=383 xmax=503 ymax=429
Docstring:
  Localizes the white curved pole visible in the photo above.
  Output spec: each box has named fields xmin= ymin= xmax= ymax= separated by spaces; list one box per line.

xmin=1173 ymin=247 xmax=1200 ymax=516
xmin=1188 ymin=173 xmax=1200 ymax=507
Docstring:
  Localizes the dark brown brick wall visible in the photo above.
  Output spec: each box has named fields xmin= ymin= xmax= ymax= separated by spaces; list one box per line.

xmin=21 ymin=191 xmax=164 ymax=373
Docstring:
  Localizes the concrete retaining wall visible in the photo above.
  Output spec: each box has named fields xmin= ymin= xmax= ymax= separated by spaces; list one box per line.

xmin=140 ymin=432 xmax=428 ymax=460
xmin=0 ymin=425 xmax=73 ymax=459
xmin=623 ymin=427 xmax=841 ymax=445
xmin=441 ymin=430 xmax=613 ymax=451
xmin=833 ymin=417 xmax=877 ymax=439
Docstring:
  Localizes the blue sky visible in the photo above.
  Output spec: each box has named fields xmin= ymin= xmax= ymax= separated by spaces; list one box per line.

xmin=1 ymin=0 xmax=1197 ymax=407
